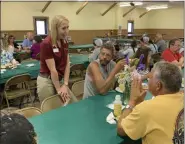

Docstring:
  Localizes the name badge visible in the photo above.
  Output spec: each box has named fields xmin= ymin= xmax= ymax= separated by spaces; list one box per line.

xmin=53 ymin=48 xmax=59 ymax=53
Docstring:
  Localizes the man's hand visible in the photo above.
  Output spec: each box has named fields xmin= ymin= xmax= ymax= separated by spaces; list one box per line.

xmin=57 ymin=85 xmax=70 ymax=103
xmin=114 ymin=59 xmax=126 ymax=74
xmin=129 ymin=76 xmax=147 ymax=106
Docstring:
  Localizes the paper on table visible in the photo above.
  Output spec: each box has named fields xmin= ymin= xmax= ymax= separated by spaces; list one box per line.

xmin=106 ymin=103 xmax=125 ymax=110
xmin=26 ymin=64 xmax=35 ymax=67
xmin=106 ymin=112 xmax=116 ymax=124
xmin=1 ymin=69 xmax=6 ymax=74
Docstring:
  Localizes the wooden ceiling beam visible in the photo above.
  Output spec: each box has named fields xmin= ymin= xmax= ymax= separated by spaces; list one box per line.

xmin=139 ymin=10 xmax=150 ymax=18
xmin=41 ymin=1 xmax=52 ymax=13
xmin=76 ymin=1 xmax=88 ymax=15
xmin=122 ymin=6 xmax=136 ymax=17
xmin=101 ymin=2 xmax=117 ymax=16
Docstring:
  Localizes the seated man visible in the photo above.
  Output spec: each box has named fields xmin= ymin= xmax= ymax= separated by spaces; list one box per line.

xmin=117 ymin=61 xmax=184 ymax=144
xmin=162 ymin=38 xmax=184 ymax=69
xmin=83 ymin=42 xmax=126 ymax=99
xmin=22 ymin=32 xmax=34 ymax=50
xmin=1 ymin=113 xmax=37 ymax=144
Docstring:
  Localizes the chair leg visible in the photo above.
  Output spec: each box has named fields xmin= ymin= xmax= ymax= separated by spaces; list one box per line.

xmin=5 ymin=97 xmax=10 ymax=108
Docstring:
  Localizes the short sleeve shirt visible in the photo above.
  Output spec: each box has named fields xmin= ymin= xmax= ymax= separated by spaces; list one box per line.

xmin=39 ymin=36 xmax=68 ymax=78
xmin=121 ymin=93 xmax=184 ymax=144
xmin=162 ymin=48 xmax=182 ymax=62
xmin=22 ymin=39 xmax=33 ymax=48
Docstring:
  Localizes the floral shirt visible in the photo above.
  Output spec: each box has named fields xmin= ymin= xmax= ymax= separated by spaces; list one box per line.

xmin=1 ymin=50 xmax=14 ymax=65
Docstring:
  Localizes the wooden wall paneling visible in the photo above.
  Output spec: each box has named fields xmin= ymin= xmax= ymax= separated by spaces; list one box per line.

xmin=2 ymin=29 xmax=183 ymax=44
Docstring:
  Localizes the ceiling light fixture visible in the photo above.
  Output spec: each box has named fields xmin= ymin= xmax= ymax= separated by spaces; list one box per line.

xmin=119 ymin=2 xmax=143 ymax=7
xmin=146 ymin=5 xmax=168 ymax=11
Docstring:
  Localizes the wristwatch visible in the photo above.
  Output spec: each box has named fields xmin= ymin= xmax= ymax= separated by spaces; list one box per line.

xmin=125 ymin=105 xmax=134 ymax=110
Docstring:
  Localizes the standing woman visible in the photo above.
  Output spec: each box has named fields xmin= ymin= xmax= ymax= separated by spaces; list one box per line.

xmin=37 ymin=15 xmax=77 ymax=103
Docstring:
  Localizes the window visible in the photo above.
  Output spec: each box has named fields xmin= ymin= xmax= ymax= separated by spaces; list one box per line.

xmin=127 ymin=20 xmax=134 ymax=34
xmin=33 ymin=17 xmax=49 ymax=35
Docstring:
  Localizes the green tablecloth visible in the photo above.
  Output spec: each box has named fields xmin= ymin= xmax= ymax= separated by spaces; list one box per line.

xmin=0 ymin=61 xmax=40 ymax=84
xmin=70 ymin=54 xmax=89 ymax=66
xmin=69 ymin=44 xmax=94 ymax=49
xmin=29 ymin=91 xmax=152 ymax=144
xmin=15 ymin=40 xmax=23 ymax=43
xmin=0 ymin=54 xmax=90 ymax=84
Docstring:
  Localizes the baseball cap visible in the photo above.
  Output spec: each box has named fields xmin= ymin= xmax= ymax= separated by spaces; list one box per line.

xmin=94 ymin=39 xmax=103 ymax=47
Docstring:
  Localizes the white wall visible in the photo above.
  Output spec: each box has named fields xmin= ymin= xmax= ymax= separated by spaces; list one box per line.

xmin=115 ymin=7 xmax=149 ymax=29
xmin=1 ymin=2 xmax=117 ymax=30
xmin=146 ymin=7 xmax=184 ymax=29
xmin=1 ymin=2 xmax=184 ymax=30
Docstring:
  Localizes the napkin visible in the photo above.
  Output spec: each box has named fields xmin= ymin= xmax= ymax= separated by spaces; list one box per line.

xmin=1 ymin=69 xmax=6 ymax=74
xmin=26 ymin=64 xmax=35 ymax=67
xmin=106 ymin=112 xmax=116 ymax=124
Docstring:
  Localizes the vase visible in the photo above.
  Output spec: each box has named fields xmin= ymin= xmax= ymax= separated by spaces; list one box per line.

xmin=123 ymin=81 xmax=131 ymax=105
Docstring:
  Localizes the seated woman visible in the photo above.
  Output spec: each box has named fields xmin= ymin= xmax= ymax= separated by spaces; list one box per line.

xmin=30 ymin=35 xmax=42 ymax=59
xmin=130 ymin=47 xmax=152 ymax=80
xmin=140 ymin=36 xmax=158 ymax=54
xmin=7 ymin=35 xmax=21 ymax=54
xmin=1 ymin=37 xmax=18 ymax=68
xmin=119 ymin=40 xmax=138 ymax=59
xmin=89 ymin=39 xmax=103 ymax=62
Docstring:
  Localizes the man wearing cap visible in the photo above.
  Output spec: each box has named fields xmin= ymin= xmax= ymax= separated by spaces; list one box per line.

xmin=89 ymin=39 xmax=103 ymax=62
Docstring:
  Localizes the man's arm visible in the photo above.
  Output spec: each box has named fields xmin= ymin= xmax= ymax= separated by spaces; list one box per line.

xmin=63 ymin=55 xmax=70 ymax=86
xmin=117 ymin=76 xmax=147 ymax=138
xmin=89 ymin=60 xmax=125 ymax=95
xmin=45 ymin=59 xmax=61 ymax=93
xmin=172 ymin=58 xmax=184 ymax=67
xmin=117 ymin=107 xmax=133 ymax=137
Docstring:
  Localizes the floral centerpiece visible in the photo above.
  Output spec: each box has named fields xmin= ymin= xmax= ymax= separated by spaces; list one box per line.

xmin=116 ymin=55 xmax=143 ymax=105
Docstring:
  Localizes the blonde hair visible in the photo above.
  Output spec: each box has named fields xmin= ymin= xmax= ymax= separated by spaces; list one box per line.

xmin=50 ymin=15 xmax=69 ymax=46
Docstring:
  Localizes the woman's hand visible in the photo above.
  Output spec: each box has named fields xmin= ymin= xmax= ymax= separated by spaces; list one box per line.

xmin=58 ymin=85 xmax=70 ymax=103
xmin=12 ymin=59 xmax=18 ymax=67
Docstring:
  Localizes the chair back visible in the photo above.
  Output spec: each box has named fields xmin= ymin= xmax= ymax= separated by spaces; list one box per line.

xmin=41 ymin=94 xmax=64 ymax=113
xmin=5 ymin=74 xmax=31 ymax=89
xmin=36 ymin=53 xmax=40 ymax=60
xmin=15 ymin=107 xmax=42 ymax=118
xmin=71 ymin=80 xmax=84 ymax=98
xmin=70 ymin=64 xmax=86 ymax=77
xmin=70 ymin=64 xmax=85 ymax=71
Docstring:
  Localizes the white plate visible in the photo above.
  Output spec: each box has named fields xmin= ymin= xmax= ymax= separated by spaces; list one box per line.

xmin=115 ymin=87 xmax=123 ymax=93
xmin=181 ymin=84 xmax=184 ymax=88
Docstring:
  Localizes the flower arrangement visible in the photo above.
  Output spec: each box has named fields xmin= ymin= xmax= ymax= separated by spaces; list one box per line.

xmin=116 ymin=55 xmax=143 ymax=105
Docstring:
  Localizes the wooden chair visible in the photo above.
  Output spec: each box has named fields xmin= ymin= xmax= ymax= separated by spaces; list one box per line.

xmin=71 ymin=80 xmax=84 ymax=100
xmin=41 ymin=94 xmax=64 ymax=113
xmin=15 ymin=107 xmax=42 ymax=118
xmin=3 ymin=74 xmax=32 ymax=108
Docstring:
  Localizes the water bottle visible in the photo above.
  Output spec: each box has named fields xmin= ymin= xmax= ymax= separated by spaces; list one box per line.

xmin=114 ymin=95 xmax=122 ymax=118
